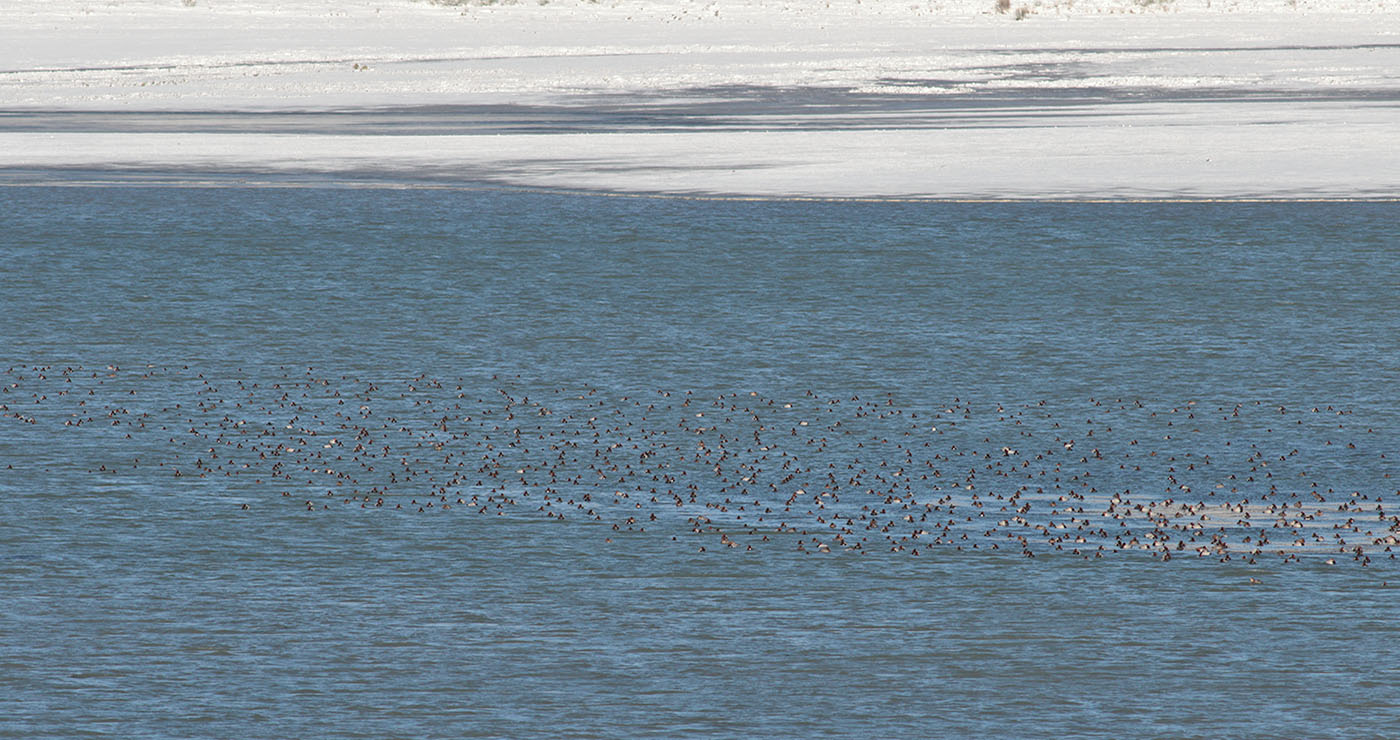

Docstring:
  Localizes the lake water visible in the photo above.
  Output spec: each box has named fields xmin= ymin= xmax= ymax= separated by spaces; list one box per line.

xmin=2 ymin=185 xmax=1399 ymax=738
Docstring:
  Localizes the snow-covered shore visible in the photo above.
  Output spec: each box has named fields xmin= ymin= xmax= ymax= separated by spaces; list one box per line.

xmin=2 ymin=0 xmax=1397 ymax=198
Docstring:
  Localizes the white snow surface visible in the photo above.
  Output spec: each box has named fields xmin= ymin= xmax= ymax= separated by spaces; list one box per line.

xmin=2 ymin=0 xmax=1398 ymax=198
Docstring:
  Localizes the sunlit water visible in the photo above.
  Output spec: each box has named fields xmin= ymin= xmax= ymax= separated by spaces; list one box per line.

xmin=3 ymin=186 xmax=1399 ymax=738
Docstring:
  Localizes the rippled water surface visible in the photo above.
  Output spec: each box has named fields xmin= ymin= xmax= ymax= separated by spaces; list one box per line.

xmin=3 ymin=187 xmax=1399 ymax=739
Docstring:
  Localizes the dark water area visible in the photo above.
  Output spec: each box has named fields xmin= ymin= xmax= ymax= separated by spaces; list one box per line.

xmin=2 ymin=186 xmax=1399 ymax=738
xmin=2 ymin=187 xmax=1396 ymax=401
xmin=5 ymin=187 xmax=1400 ymax=399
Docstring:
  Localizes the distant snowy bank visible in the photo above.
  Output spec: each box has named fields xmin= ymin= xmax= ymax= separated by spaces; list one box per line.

xmin=2 ymin=0 xmax=1396 ymax=198
xmin=9 ymin=0 xmax=1398 ymax=15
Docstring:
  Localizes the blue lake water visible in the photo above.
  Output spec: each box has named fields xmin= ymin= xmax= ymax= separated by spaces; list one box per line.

xmin=2 ymin=185 xmax=1399 ymax=738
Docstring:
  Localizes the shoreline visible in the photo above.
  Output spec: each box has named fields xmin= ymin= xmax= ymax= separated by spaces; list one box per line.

xmin=4 ymin=0 xmax=1398 ymax=198
xmin=4 ymin=171 xmax=1400 ymax=204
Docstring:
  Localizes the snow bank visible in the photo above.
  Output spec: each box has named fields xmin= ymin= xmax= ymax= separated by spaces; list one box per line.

xmin=1 ymin=0 xmax=1397 ymax=198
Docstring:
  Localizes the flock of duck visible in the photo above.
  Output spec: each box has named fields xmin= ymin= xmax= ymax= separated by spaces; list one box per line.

xmin=4 ymin=364 xmax=1397 ymax=564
